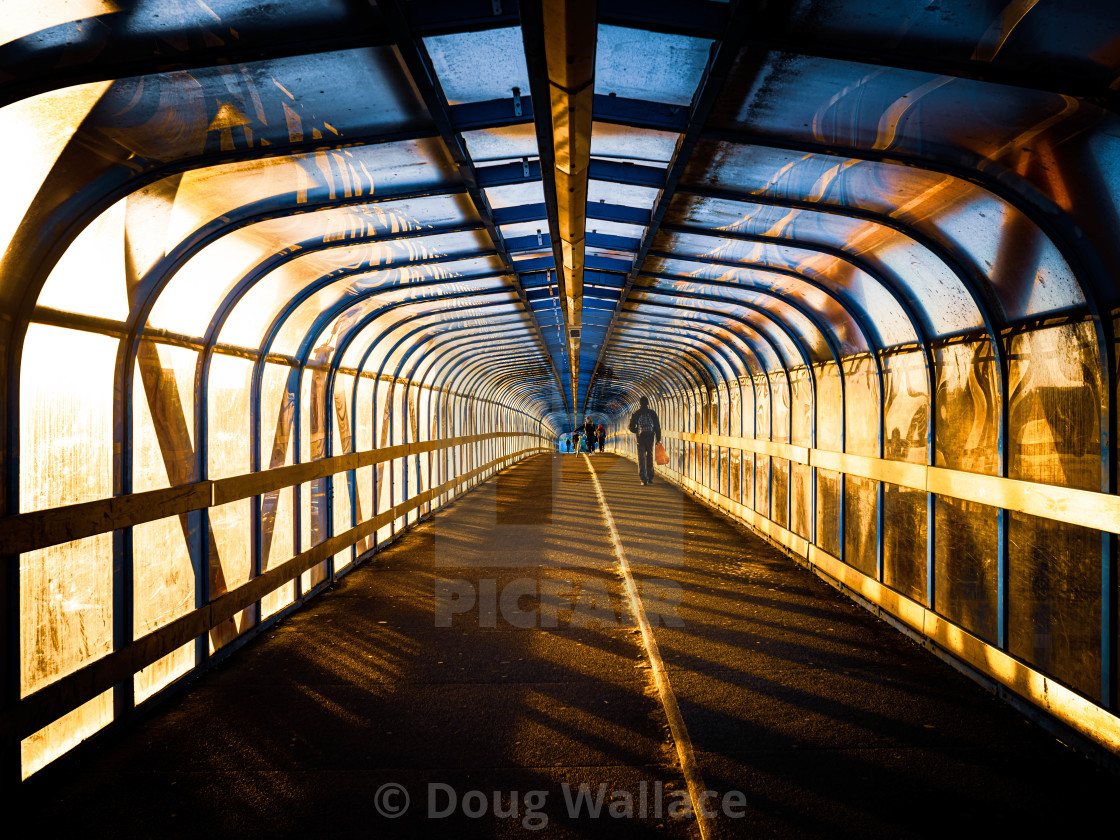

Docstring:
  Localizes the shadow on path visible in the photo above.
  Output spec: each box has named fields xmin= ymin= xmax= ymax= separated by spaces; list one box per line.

xmin=22 ymin=453 xmax=1118 ymax=839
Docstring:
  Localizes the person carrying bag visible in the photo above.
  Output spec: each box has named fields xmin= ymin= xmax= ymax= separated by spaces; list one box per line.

xmin=628 ymin=396 xmax=662 ymax=485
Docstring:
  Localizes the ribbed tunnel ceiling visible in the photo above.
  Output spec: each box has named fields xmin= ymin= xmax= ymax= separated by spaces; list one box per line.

xmin=9 ymin=0 xmax=1120 ymax=785
xmin=2 ymin=0 xmax=1120 ymax=440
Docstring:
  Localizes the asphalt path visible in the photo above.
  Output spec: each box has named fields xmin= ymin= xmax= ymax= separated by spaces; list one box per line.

xmin=20 ymin=452 xmax=1118 ymax=838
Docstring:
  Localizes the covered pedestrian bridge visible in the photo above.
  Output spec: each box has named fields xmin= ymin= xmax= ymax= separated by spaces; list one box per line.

xmin=2 ymin=0 xmax=1119 ymax=826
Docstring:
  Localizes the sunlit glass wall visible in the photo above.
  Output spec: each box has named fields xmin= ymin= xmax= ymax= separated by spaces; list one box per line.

xmin=604 ymin=283 xmax=1111 ymax=744
xmin=8 ymin=130 xmax=553 ymax=782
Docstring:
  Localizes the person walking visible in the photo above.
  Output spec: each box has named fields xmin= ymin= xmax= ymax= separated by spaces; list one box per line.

xmin=597 ymin=423 xmax=606 ymax=453
xmin=583 ymin=418 xmax=597 ymax=456
xmin=628 ymin=396 xmax=661 ymax=485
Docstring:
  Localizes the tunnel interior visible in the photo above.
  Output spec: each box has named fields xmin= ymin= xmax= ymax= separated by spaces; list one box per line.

xmin=2 ymin=0 xmax=1119 ymax=781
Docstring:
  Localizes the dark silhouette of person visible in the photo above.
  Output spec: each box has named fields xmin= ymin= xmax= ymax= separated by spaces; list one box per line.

xmin=597 ymin=424 xmax=606 ymax=452
xmin=583 ymin=419 xmax=596 ymax=456
xmin=628 ymin=396 xmax=661 ymax=485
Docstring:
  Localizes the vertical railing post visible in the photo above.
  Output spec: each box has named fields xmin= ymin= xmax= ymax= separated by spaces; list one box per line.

xmin=1104 ymin=318 xmax=1117 ymax=708
xmin=112 ymin=338 xmax=135 ymax=724
xmin=996 ymin=338 xmax=1010 ymax=650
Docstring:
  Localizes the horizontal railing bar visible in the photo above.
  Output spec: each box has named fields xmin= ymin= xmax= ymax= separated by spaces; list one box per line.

xmin=668 ymin=430 xmax=810 ymax=465
xmin=2 ymin=483 xmax=214 ymax=557
xmin=8 ymin=446 xmax=545 ymax=740
xmin=660 ymin=430 xmax=1120 ymax=534
xmin=2 ymin=433 xmax=534 ymax=554
xmin=655 ymin=460 xmax=1120 ymax=756
xmin=31 ymin=306 xmax=510 ymax=383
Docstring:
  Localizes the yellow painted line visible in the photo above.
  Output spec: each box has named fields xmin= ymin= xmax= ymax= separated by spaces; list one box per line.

xmin=583 ymin=454 xmax=712 ymax=839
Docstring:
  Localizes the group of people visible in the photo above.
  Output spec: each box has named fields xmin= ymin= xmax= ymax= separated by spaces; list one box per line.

xmin=560 ymin=396 xmax=663 ymax=487
xmin=564 ymin=420 xmax=606 ymax=453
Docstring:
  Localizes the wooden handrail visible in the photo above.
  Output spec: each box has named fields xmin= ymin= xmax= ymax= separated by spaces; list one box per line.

xmin=2 ymin=432 xmax=539 ymax=554
xmin=8 ymin=446 xmax=545 ymax=740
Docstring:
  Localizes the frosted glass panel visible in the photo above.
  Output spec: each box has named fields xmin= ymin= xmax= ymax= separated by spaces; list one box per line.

xmin=21 ymin=691 xmax=113 ymax=781
xmin=36 ymin=195 xmax=129 ymax=320
xmin=0 ymin=81 xmax=111 ymax=263
xmin=20 ymin=324 xmax=117 ymax=511
xmin=20 ymin=533 xmax=113 ymax=695
xmin=133 ymin=343 xmax=198 ymax=491
xmin=207 ymin=355 xmax=254 ymax=480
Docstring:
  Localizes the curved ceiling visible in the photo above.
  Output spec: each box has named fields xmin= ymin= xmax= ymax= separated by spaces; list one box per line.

xmin=2 ymin=0 xmax=1118 ymax=439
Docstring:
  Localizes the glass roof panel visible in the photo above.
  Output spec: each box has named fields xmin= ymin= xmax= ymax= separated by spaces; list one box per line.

xmin=594 ymin=25 xmax=712 ymax=106
xmin=649 ymin=230 xmax=934 ymax=340
xmin=618 ymin=336 xmax=775 ymax=380
xmin=359 ymin=302 xmax=528 ymax=356
xmin=342 ymin=311 xmax=530 ymax=374
xmin=611 ymin=330 xmax=734 ymax=381
xmin=680 ymin=141 xmax=991 ymax=335
xmin=225 ymin=258 xmax=508 ymax=353
xmin=500 ymin=221 xmax=550 ymax=240
xmin=264 ymin=233 xmax=496 ymax=282
xmin=1 ymin=47 xmax=436 ymax=303
xmin=92 ymin=46 xmax=426 ymax=168
xmin=623 ymin=324 xmax=746 ymax=377
xmin=132 ymin=138 xmax=462 ymax=281
xmin=586 ymin=245 xmax=635 ymax=263
xmin=36 ymin=194 xmax=130 ymax=321
xmin=630 ymin=288 xmax=832 ymax=364
xmin=643 ymin=255 xmax=914 ymax=349
xmin=701 ymin=52 xmax=1101 ymax=320
xmin=636 ymin=274 xmax=869 ymax=357
xmin=2 ymin=0 xmax=357 ymax=49
xmin=713 ymin=52 xmax=1072 ymax=166
xmin=461 ymin=124 xmax=539 ymax=164
xmin=148 ymin=228 xmax=286 ymax=340
xmin=590 ymin=122 xmax=678 ymax=167
xmin=278 ymin=267 xmax=513 ymax=357
xmin=371 ymin=311 xmax=535 ymax=372
xmin=586 ymin=219 xmax=647 ymax=239
xmin=665 ymin=194 xmax=874 ymax=246
xmin=778 ymin=1 xmax=1119 ymax=97
xmin=2 ymin=0 xmax=116 ymax=45
xmin=147 ymin=192 xmax=483 ymax=338
xmin=424 ymin=27 xmax=530 ymax=105
xmin=227 ymin=195 xmax=482 ymax=250
xmin=932 ymin=197 xmax=1084 ymax=320
xmin=613 ymin=319 xmax=746 ymax=378
xmin=0 ymin=80 xmax=111 ymax=265
xmin=658 ymin=194 xmax=934 ymax=343
xmin=621 ymin=297 xmax=803 ymax=368
xmin=778 ymin=0 xmax=990 ymax=52
xmin=483 ymin=181 xmax=545 ymax=209
xmin=349 ymin=318 xmax=528 ymax=374
xmin=512 ymin=249 xmax=553 ymax=265
xmin=298 ymin=293 xmax=525 ymax=374
xmin=657 ymin=193 xmax=1008 ymax=323
xmin=345 ymin=316 xmax=536 ymax=371
xmin=587 ymin=180 xmax=660 ymax=209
